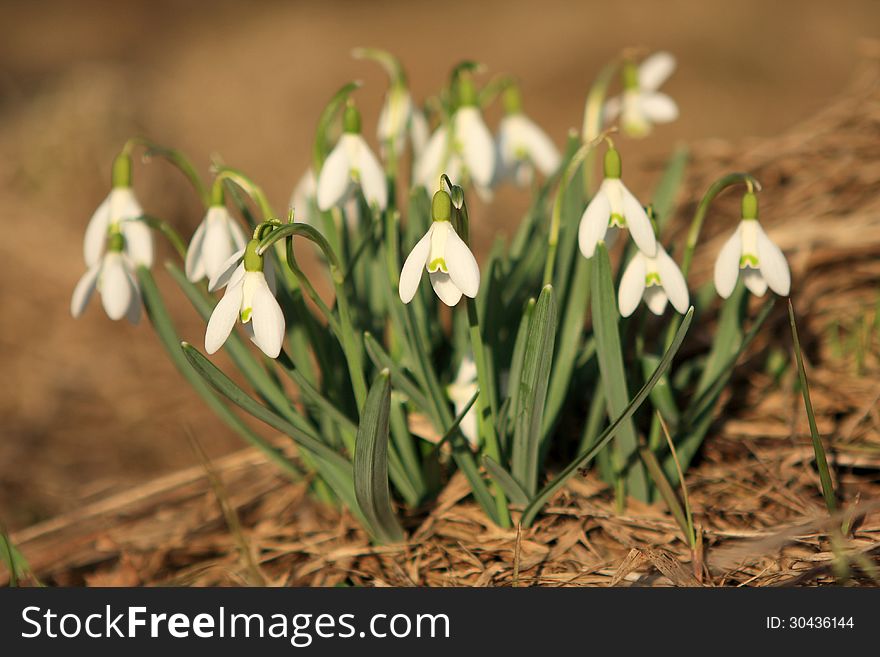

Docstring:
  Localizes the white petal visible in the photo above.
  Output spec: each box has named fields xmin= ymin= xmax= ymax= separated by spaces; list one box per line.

xmin=455 ymin=107 xmax=496 ymax=188
xmin=185 ymin=217 xmax=209 ymax=282
xmin=83 ymin=193 xmax=112 ymax=266
xmin=603 ymin=96 xmax=622 ymax=124
xmin=398 ymin=228 xmax=432 ymax=303
xmin=655 ymin=247 xmax=689 ymax=314
xmin=429 ymin=271 xmax=463 ymax=306
xmin=414 ymin=126 xmax=448 ymax=189
xmin=200 ymin=208 xmax=243 ymax=282
xmin=644 ymin=286 xmax=669 ymax=315
xmin=112 ymin=187 xmax=143 ymax=221
xmin=250 ymin=274 xmax=286 ymax=358
xmin=70 ymin=263 xmax=101 ymax=318
xmin=743 ymin=268 xmax=768 ymax=297
xmin=100 ymin=253 xmax=133 ymax=321
xmin=618 ymin=253 xmax=646 ymax=318
xmin=351 ymin=135 xmax=388 ymax=210
xmin=120 ymin=219 xmax=154 ymax=267
xmin=316 ymin=139 xmax=352 ymax=211
xmin=638 ymin=51 xmax=676 ymax=91
xmin=208 ymin=249 xmax=245 ymax=292
xmin=205 ymin=279 xmax=244 ymax=354
xmin=443 ymin=226 xmax=480 ymax=298
xmin=755 ymin=223 xmax=791 ymax=296
xmin=640 ymin=92 xmax=679 ymax=124
xmin=621 ymin=184 xmax=657 ymax=256
xmin=410 ymin=109 xmax=430 ymax=158
xmin=513 ymin=115 xmax=561 ymax=176
xmin=578 ymin=188 xmax=611 ymax=258
xmin=713 ymin=224 xmax=744 ymax=299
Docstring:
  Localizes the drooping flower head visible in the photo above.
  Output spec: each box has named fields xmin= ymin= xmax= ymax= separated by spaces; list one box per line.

xmin=71 ymin=228 xmax=142 ymax=324
xmin=618 ymin=243 xmax=689 ymax=317
xmin=496 ymin=84 xmax=561 ymax=186
xmin=316 ymin=102 xmax=388 ymax=213
xmin=714 ymin=191 xmax=791 ymax=299
xmin=185 ymin=185 xmax=248 ymax=283
xmin=414 ymin=72 xmax=495 ymax=195
xmin=604 ymin=51 xmax=679 ymax=138
xmin=83 ymin=151 xmax=153 ymax=269
xmin=205 ymin=238 xmax=285 ymax=358
xmin=398 ymin=189 xmax=480 ymax=307
xmin=578 ymin=146 xmax=657 ymax=258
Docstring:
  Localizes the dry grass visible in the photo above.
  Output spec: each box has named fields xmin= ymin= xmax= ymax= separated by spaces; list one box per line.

xmin=4 ymin=50 xmax=880 ymax=589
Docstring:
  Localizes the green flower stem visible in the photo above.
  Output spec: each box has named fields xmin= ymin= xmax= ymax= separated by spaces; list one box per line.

xmin=580 ymin=59 xmax=620 ymax=195
xmin=466 ymin=297 xmax=509 ymax=526
xmin=258 ymin=223 xmax=367 ymax=415
xmin=138 ymin=214 xmax=187 ymax=260
xmin=212 ymin=167 xmax=275 ymax=222
xmin=122 ymin=136 xmax=209 ymax=207
xmin=543 ymin=140 xmax=593 ymax=286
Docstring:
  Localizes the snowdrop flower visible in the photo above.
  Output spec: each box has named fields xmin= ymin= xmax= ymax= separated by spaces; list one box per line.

xmin=604 ymin=52 xmax=679 ymax=138
xmin=205 ymin=239 xmax=285 ymax=358
xmin=378 ymin=82 xmax=430 ymax=159
xmin=316 ymin=103 xmax=387 ymax=212
xmin=71 ymin=230 xmax=142 ymax=324
xmin=578 ymin=147 xmax=657 ymax=258
xmin=714 ymin=191 xmax=790 ymax=298
xmin=398 ymin=190 xmax=479 ymax=307
xmin=446 ymin=357 xmax=479 ymax=449
xmin=414 ymin=75 xmax=495 ymax=193
xmin=497 ymin=85 xmax=561 ymax=186
xmin=289 ymin=168 xmax=360 ymax=231
xmin=83 ymin=152 xmax=153 ymax=268
xmin=618 ymin=244 xmax=689 ymax=317
xmin=185 ymin=200 xmax=248 ymax=283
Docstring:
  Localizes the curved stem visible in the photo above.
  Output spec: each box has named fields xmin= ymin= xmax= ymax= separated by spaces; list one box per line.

xmin=257 ymin=223 xmax=367 ymax=414
xmin=137 ymin=214 xmax=187 ymax=260
xmin=123 ymin=137 xmax=209 ymax=207
xmin=213 ymin=167 xmax=275 ymax=221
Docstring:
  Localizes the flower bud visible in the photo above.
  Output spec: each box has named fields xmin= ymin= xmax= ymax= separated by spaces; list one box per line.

xmin=111 ymin=151 xmax=133 ymax=188
xmin=243 ymin=238 xmax=263 ymax=272
xmin=457 ymin=75 xmax=478 ymax=108
xmin=502 ymin=84 xmax=523 ymax=115
xmin=343 ymin=103 xmax=362 ymax=134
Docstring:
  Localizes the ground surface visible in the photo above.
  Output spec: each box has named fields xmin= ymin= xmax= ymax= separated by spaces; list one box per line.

xmin=0 ymin=2 xmax=878 ymax=583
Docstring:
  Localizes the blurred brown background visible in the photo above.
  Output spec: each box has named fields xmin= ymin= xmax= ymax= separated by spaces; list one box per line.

xmin=1 ymin=0 xmax=878 ymax=530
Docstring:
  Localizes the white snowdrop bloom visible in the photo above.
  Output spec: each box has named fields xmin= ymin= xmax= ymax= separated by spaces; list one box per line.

xmin=185 ymin=204 xmax=248 ymax=283
xmin=71 ymin=231 xmax=142 ymax=324
xmin=578 ymin=148 xmax=657 ymax=258
xmin=713 ymin=192 xmax=790 ymax=299
xmin=83 ymin=187 xmax=153 ymax=268
xmin=316 ymin=104 xmax=387 ymax=212
xmin=446 ymin=357 xmax=479 ymax=449
xmin=410 ymin=107 xmax=430 ymax=159
xmin=414 ymin=76 xmax=495 ymax=192
xmin=496 ymin=86 xmax=561 ymax=186
xmin=398 ymin=190 xmax=480 ymax=307
xmin=289 ymin=168 xmax=360 ymax=230
xmin=618 ymin=245 xmax=689 ymax=317
xmin=377 ymin=84 xmax=429 ymax=159
xmin=604 ymin=51 xmax=679 ymax=138
xmin=205 ymin=240 xmax=285 ymax=358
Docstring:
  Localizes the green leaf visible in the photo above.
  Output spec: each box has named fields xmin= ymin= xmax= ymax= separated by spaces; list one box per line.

xmin=180 ymin=342 xmax=361 ymax=518
xmin=591 ymin=244 xmax=649 ymax=502
xmin=500 ymin=299 xmax=534 ymax=444
xmin=543 ymin=253 xmax=591 ymax=440
xmin=364 ymin=332 xmax=430 ymax=412
xmin=520 ymin=307 xmax=693 ymax=527
xmin=482 ymin=456 xmax=529 ymax=507
xmin=354 ymin=370 xmax=405 ymax=543
xmin=511 ymin=284 xmax=558 ymax=496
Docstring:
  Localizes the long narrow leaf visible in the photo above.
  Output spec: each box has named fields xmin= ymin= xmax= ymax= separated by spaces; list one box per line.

xmin=354 ymin=370 xmax=405 ymax=543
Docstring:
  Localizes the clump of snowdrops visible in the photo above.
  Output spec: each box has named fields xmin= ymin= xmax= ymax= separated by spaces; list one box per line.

xmin=72 ymin=49 xmax=812 ymax=544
